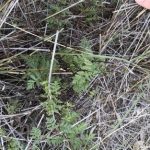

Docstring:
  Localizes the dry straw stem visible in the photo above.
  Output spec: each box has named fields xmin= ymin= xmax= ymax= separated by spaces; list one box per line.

xmin=48 ymin=30 xmax=59 ymax=95
xmin=0 ymin=0 xmax=19 ymax=28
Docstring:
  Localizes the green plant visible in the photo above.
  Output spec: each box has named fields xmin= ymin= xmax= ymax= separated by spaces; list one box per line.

xmin=23 ymin=36 xmax=106 ymax=149
xmin=0 ymin=127 xmax=5 ymax=137
xmin=42 ymin=80 xmax=94 ymax=148
xmin=8 ymin=139 xmax=23 ymax=150
xmin=45 ymin=104 xmax=94 ymax=149
xmin=25 ymin=38 xmax=105 ymax=94
xmin=6 ymin=100 xmax=20 ymax=114
xmin=46 ymin=0 xmax=106 ymax=31
xmin=47 ymin=1 xmax=71 ymax=30
xmin=24 ymin=53 xmax=49 ymax=89
xmin=30 ymin=127 xmax=41 ymax=150
xmin=78 ymin=0 xmax=104 ymax=24
xmin=24 ymin=53 xmax=59 ymax=90
xmin=62 ymin=38 xmax=105 ymax=93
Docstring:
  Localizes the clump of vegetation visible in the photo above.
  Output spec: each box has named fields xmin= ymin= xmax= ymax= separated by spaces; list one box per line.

xmin=20 ymin=38 xmax=105 ymax=149
xmin=46 ymin=0 xmax=113 ymax=31
xmin=47 ymin=1 xmax=72 ymax=29
xmin=79 ymin=0 xmax=103 ymax=23
xmin=25 ymin=38 xmax=105 ymax=93
xmin=1 ymin=0 xmax=150 ymax=150
xmin=61 ymin=38 xmax=105 ymax=93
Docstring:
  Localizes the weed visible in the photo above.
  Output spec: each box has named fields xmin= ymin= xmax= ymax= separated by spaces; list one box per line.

xmin=24 ymin=53 xmax=59 ymax=90
xmin=22 ymin=37 xmax=104 ymax=149
xmin=47 ymin=1 xmax=71 ymax=30
xmin=6 ymin=100 xmax=20 ymax=114
xmin=46 ymin=0 xmax=107 ymax=31
xmin=79 ymin=0 xmax=102 ymax=24
xmin=8 ymin=139 xmax=23 ymax=150
xmin=2 ymin=0 xmax=147 ymax=150
xmin=61 ymin=38 xmax=105 ymax=93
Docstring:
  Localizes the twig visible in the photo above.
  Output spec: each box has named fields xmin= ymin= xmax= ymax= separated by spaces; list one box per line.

xmin=48 ymin=30 xmax=59 ymax=96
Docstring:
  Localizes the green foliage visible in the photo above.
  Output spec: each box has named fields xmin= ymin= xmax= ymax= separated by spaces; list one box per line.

xmin=6 ymin=100 xmax=20 ymax=114
xmin=24 ymin=53 xmax=49 ymax=89
xmin=24 ymin=53 xmax=59 ymax=90
xmin=8 ymin=139 xmax=22 ymax=150
xmin=24 ymin=39 xmax=105 ymax=93
xmin=62 ymin=38 xmax=105 ymax=93
xmin=41 ymin=83 xmax=94 ymax=149
xmin=47 ymin=1 xmax=71 ymax=29
xmin=72 ymin=57 xmax=101 ymax=93
xmin=80 ymin=37 xmax=92 ymax=52
xmin=46 ymin=109 xmax=94 ymax=149
xmin=46 ymin=116 xmax=57 ymax=131
xmin=2 ymin=0 xmax=117 ymax=149
xmin=47 ymin=136 xmax=63 ymax=147
xmin=0 ymin=129 xmax=23 ymax=150
xmin=80 ymin=7 xmax=99 ymax=23
xmin=43 ymin=98 xmax=62 ymax=116
xmin=42 ymin=80 xmax=63 ymax=116
xmin=78 ymin=0 xmax=118 ymax=24
xmin=0 ymin=127 xmax=5 ymax=136
xmin=46 ymin=0 xmax=105 ymax=31
xmin=78 ymin=0 xmax=103 ymax=24
xmin=30 ymin=127 xmax=42 ymax=149
xmin=23 ymin=36 xmax=105 ymax=149
xmin=31 ymin=127 xmax=42 ymax=140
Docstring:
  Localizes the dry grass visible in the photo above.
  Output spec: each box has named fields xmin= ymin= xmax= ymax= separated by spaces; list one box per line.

xmin=0 ymin=0 xmax=150 ymax=149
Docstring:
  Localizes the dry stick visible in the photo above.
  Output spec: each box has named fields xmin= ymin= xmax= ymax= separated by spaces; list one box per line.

xmin=0 ymin=105 xmax=41 ymax=120
xmin=0 ymin=0 xmax=19 ymax=28
xmin=0 ymin=30 xmax=15 ymax=41
xmin=90 ymin=108 xmax=150 ymax=150
xmin=0 ymin=0 xmax=11 ymax=12
xmin=48 ymin=30 xmax=59 ymax=96
xmin=0 ymin=19 xmax=131 ymax=64
xmin=0 ymin=137 xmax=5 ymax=150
